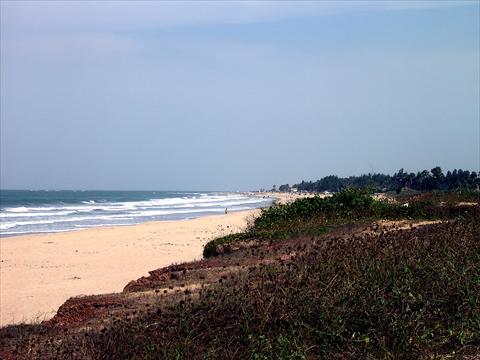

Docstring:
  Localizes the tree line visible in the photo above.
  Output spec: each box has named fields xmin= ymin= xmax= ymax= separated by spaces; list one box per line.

xmin=278 ymin=167 xmax=480 ymax=193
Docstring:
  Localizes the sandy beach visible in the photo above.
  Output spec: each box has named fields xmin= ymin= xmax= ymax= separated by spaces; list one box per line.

xmin=0 ymin=191 xmax=312 ymax=326
xmin=0 ymin=209 xmax=261 ymax=326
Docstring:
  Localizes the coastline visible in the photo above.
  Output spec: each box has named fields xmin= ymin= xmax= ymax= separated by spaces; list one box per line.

xmin=0 ymin=191 xmax=309 ymax=326
xmin=0 ymin=209 xmax=259 ymax=326
xmin=0 ymin=191 xmax=273 ymax=238
xmin=245 ymin=191 xmax=315 ymax=205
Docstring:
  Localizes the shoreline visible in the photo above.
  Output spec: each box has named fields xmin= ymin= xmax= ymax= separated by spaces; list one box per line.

xmin=0 ymin=191 xmax=303 ymax=239
xmin=0 ymin=209 xmax=259 ymax=326
xmin=0 ymin=191 xmax=272 ymax=239
xmin=0 ymin=191 xmax=308 ymax=326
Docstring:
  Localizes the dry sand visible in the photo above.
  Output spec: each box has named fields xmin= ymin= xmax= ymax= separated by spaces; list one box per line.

xmin=248 ymin=191 xmax=316 ymax=204
xmin=0 ymin=191 xmax=312 ymax=326
xmin=0 ymin=210 xmax=260 ymax=326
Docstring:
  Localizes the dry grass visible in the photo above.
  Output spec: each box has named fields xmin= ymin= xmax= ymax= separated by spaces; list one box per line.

xmin=0 ymin=191 xmax=479 ymax=359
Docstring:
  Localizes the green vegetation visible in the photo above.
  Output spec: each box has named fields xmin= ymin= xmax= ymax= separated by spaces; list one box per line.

xmin=1 ymin=190 xmax=479 ymax=359
xmin=280 ymin=166 xmax=479 ymax=193
xmin=205 ymin=188 xmax=479 ymax=257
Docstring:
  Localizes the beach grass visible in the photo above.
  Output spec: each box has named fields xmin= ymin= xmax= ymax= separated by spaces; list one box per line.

xmin=0 ymin=190 xmax=479 ymax=359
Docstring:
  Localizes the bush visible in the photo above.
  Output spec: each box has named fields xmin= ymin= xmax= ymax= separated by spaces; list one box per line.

xmin=254 ymin=188 xmax=375 ymax=229
xmin=204 ymin=189 xmax=479 ymax=258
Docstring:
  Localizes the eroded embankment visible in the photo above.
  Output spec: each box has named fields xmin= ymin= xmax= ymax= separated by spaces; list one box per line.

xmin=2 ymin=215 xmax=475 ymax=359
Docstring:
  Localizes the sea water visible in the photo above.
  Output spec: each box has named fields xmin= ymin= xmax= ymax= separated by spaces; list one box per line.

xmin=0 ymin=190 xmax=272 ymax=236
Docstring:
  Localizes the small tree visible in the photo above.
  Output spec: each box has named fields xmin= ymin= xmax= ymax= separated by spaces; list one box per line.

xmin=278 ymin=184 xmax=290 ymax=192
xmin=430 ymin=166 xmax=443 ymax=187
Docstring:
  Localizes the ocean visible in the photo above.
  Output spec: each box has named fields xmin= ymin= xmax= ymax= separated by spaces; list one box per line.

xmin=0 ymin=190 xmax=273 ymax=237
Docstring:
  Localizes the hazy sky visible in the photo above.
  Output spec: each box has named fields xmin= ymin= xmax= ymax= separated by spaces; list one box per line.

xmin=1 ymin=1 xmax=479 ymax=190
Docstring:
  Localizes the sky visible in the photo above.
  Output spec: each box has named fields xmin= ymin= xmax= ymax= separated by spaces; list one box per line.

xmin=1 ymin=1 xmax=479 ymax=191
